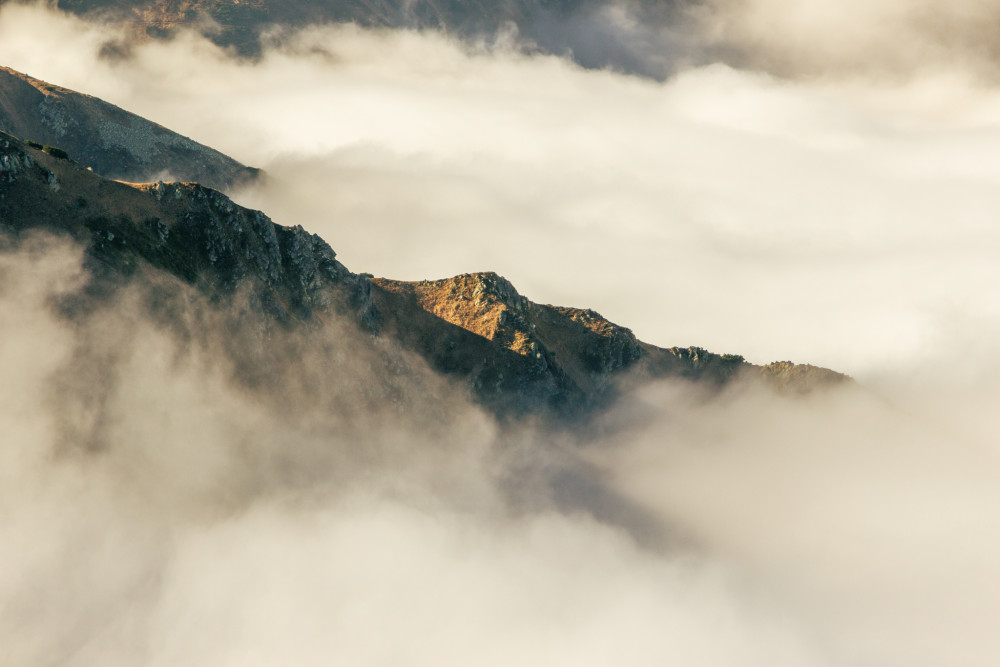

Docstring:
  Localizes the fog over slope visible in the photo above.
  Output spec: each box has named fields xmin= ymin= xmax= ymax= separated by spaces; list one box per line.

xmin=2 ymin=2 xmax=1000 ymax=666
xmin=4 ymin=233 xmax=1000 ymax=667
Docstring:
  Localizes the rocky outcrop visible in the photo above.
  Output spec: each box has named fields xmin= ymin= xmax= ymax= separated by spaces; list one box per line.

xmin=372 ymin=272 xmax=849 ymax=418
xmin=759 ymin=360 xmax=848 ymax=394
xmin=0 ymin=67 xmax=258 ymax=190
xmin=371 ymin=272 xmax=651 ymax=417
xmin=0 ymin=130 xmax=368 ymax=327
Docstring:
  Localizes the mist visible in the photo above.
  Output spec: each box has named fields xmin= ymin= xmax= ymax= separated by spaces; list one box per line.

xmin=5 ymin=231 xmax=1000 ymax=666
xmin=2 ymin=2 xmax=1000 ymax=666
xmin=695 ymin=0 xmax=1000 ymax=81
xmin=0 ymin=234 xmax=823 ymax=667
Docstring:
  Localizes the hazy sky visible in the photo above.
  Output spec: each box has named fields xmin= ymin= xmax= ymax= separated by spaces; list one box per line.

xmin=2 ymin=3 xmax=1000 ymax=666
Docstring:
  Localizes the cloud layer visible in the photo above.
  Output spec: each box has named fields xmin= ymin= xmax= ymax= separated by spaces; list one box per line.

xmin=4 ymin=234 xmax=1000 ymax=667
xmin=696 ymin=0 xmax=1000 ymax=81
xmin=3 ymin=3 xmax=1000 ymax=666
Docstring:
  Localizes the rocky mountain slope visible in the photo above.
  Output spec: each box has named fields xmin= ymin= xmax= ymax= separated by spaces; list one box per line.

xmin=371 ymin=273 xmax=845 ymax=416
xmin=0 ymin=128 xmax=846 ymax=422
xmin=0 ymin=66 xmax=258 ymax=190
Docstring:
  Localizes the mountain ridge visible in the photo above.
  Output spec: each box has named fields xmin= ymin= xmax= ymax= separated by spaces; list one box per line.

xmin=0 ymin=127 xmax=848 ymax=422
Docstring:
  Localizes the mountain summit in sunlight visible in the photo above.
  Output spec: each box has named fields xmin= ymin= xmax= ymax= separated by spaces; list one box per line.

xmin=372 ymin=272 xmax=846 ymax=416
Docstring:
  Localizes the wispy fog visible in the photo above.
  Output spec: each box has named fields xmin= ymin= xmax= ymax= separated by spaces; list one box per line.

xmin=696 ymin=0 xmax=1000 ymax=81
xmin=2 ymin=2 xmax=1000 ymax=666
xmin=4 ymin=232 xmax=1000 ymax=667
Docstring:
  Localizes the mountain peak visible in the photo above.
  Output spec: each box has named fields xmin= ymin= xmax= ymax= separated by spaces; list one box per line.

xmin=373 ymin=272 xmax=530 ymax=350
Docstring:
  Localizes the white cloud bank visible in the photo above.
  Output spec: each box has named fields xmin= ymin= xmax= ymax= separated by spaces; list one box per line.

xmin=4 ymin=236 xmax=1000 ymax=667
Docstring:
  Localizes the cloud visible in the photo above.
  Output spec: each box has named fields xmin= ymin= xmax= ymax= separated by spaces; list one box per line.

xmin=696 ymin=0 xmax=1000 ymax=81
xmin=4 ymin=233 xmax=1000 ymax=666
xmin=2 ymin=5 xmax=1000 ymax=665
xmin=0 ymin=234 xmax=834 ymax=667
xmin=597 ymin=376 xmax=1000 ymax=666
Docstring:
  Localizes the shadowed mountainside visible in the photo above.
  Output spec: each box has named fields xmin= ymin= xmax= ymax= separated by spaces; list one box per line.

xmin=0 ymin=66 xmax=258 ymax=190
xmin=0 ymin=128 xmax=847 ymax=422
xmin=38 ymin=0 xmax=691 ymax=77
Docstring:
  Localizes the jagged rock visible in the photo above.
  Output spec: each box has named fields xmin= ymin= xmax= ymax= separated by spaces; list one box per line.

xmin=371 ymin=272 xmax=849 ymax=418
xmin=0 ymin=131 xmax=365 ymax=327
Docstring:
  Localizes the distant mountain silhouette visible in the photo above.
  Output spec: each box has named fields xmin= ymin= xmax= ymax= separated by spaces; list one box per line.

xmin=42 ymin=0 xmax=692 ymax=77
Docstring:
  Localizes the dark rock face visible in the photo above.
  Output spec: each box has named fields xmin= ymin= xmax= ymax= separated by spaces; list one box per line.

xmin=0 ymin=129 xmax=848 ymax=423
xmin=0 ymin=67 xmax=258 ymax=190
xmin=0 ymin=130 xmax=367 ymax=326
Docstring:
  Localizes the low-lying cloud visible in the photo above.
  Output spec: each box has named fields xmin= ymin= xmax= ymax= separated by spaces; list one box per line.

xmin=2 ymin=3 xmax=1000 ymax=665
xmin=4 ymin=233 xmax=1000 ymax=666
xmin=602 ymin=377 xmax=1000 ymax=666
xmin=696 ymin=0 xmax=1000 ymax=81
xmin=0 ymin=235 xmax=804 ymax=666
